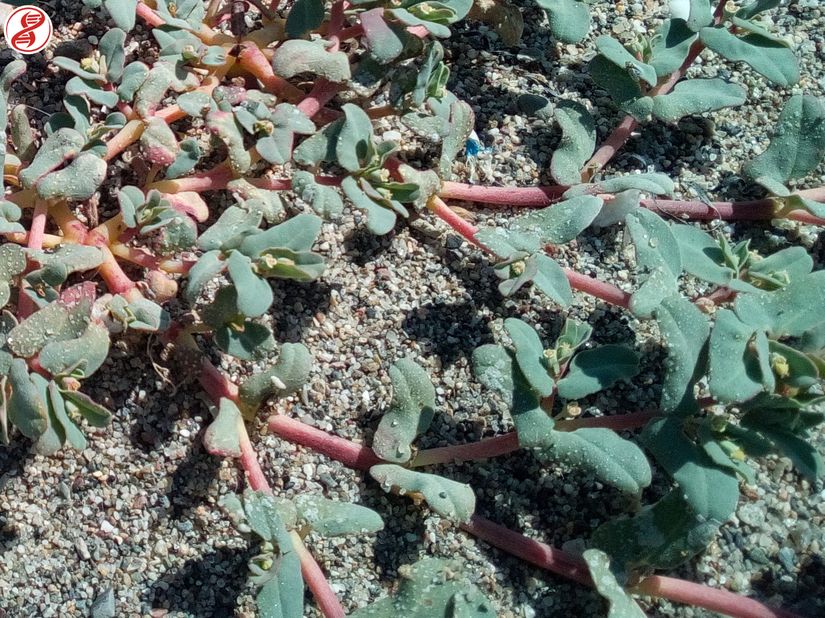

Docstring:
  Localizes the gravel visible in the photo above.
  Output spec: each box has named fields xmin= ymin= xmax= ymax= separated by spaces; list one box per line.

xmin=1 ymin=0 xmax=824 ymax=617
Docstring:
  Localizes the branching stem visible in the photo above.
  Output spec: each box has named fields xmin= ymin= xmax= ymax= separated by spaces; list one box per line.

xmin=266 ymin=414 xmax=803 ymax=618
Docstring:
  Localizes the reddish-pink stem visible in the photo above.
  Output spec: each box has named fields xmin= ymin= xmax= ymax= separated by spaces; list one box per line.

xmin=239 ymin=424 xmax=272 ymax=493
xmin=267 ymin=415 xmax=799 ymax=618
xmin=563 ymin=268 xmax=632 ymax=309
xmin=136 ymin=1 xmax=165 ymax=28
xmin=410 ymin=433 xmax=520 ymax=467
xmin=557 ymin=409 xmax=659 ymax=432
xmin=17 ymin=201 xmax=48 ymax=319
xmin=411 ymin=410 xmax=660 ymax=467
xmin=268 ymin=415 xmax=383 ymax=470
xmin=462 ymin=516 xmax=802 ymax=618
xmin=298 ymin=80 xmax=342 ymax=119
xmin=428 ymin=196 xmax=632 ymax=308
xmin=428 ymin=196 xmax=484 ymax=244
xmin=583 ymin=3 xmax=725 ymax=178
xmin=237 ymin=42 xmax=304 ymax=102
xmin=291 ymin=532 xmax=347 ymax=618
xmin=199 ymin=357 xmax=240 ymax=402
xmin=461 ymin=515 xmax=593 ymax=585
xmin=440 ymin=182 xmax=567 ymax=206
xmin=438 ymin=183 xmax=825 ymax=226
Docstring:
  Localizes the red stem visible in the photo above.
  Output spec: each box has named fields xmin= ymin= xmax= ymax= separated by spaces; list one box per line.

xmin=557 ymin=409 xmax=660 ymax=431
xmin=297 ymin=80 xmax=342 ymax=119
xmin=268 ymin=415 xmax=383 ymax=470
xmin=410 ymin=410 xmax=660 ymax=467
xmin=267 ymin=415 xmax=800 ymax=618
xmin=410 ymin=433 xmax=520 ymax=467
xmin=563 ymin=268 xmax=632 ymax=309
xmin=237 ymin=42 xmax=304 ymax=102
xmin=17 ymin=201 xmax=48 ymax=319
xmin=199 ymin=357 xmax=240 ymax=403
xmin=239 ymin=424 xmax=272 ymax=493
xmin=291 ymin=532 xmax=347 ymax=618
xmin=438 ymin=183 xmax=825 ymax=226
xmin=135 ymin=1 xmax=165 ymax=28
xmin=428 ymin=196 xmax=632 ymax=309
xmin=440 ymin=181 xmax=567 ymax=206
xmin=428 ymin=196 xmax=484 ymax=244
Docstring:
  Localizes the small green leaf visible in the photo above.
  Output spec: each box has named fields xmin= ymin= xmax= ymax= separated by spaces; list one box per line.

xmin=203 ymin=398 xmax=242 ymax=458
xmin=473 ymin=344 xmax=515 ymax=406
xmin=734 ymin=271 xmax=825 ymax=338
xmin=48 ymin=381 xmax=87 ymax=451
xmin=350 ymin=557 xmax=495 ymax=618
xmin=361 ymin=8 xmax=406 ymax=63
xmin=337 ymin=104 xmax=375 ymax=173
xmin=736 ymin=0 xmax=780 ymax=20
xmin=641 ymin=417 xmax=739 ymax=522
xmin=743 ymin=95 xmax=825 ymax=191
xmin=272 ymin=39 xmax=351 ymax=82
xmin=39 ymin=322 xmax=110 ymax=378
xmin=141 ymin=116 xmax=180 ymax=165
xmin=596 ymin=36 xmax=658 ymax=87
xmin=556 ymin=345 xmax=640 ymax=399
xmin=536 ymin=428 xmax=651 ymax=495
xmin=227 ymin=251 xmax=273 ymax=318
xmin=589 ymin=55 xmax=653 ymax=119
xmin=101 ymin=0 xmax=138 ymax=31
xmin=7 ymin=295 xmax=92 ymax=358
xmin=65 ymin=77 xmax=119 ymax=107
xmin=700 ymin=27 xmax=799 ymax=86
xmin=593 ymin=189 xmax=643 ymax=230
xmin=671 ymin=224 xmax=735 ymax=285
xmin=626 ymin=209 xmax=682 ymax=317
xmin=655 ymin=296 xmax=710 ymax=414
xmin=99 ymin=28 xmax=127 ymax=82
xmin=741 ymin=423 xmax=823 ymax=481
xmin=239 ymin=343 xmax=312 ymax=413
xmin=583 ymin=549 xmax=646 ymax=618
xmin=551 ymin=100 xmax=596 ymax=185
xmin=285 ymin=0 xmax=324 ymax=37
xmin=670 ymin=0 xmax=713 ymax=31
xmin=532 ymin=254 xmax=573 ymax=306
xmin=8 ymin=359 xmax=48 ymax=439
xmin=650 ymin=18 xmax=698 ymax=78
xmin=185 ymin=250 xmax=226 ymax=303
xmin=534 ymin=0 xmax=591 ymax=43
xmin=591 ymin=489 xmax=720 ymax=576
xmin=473 ymin=343 xmax=555 ymax=446
xmin=652 ymin=78 xmax=747 ymax=122
xmin=708 ymin=309 xmax=766 ymax=403
xmin=370 ymin=465 xmax=476 ymax=522
xmin=439 ymin=98 xmax=475 ymax=179
xmin=505 ymin=318 xmax=553 ymax=398
xmin=373 ymin=359 xmax=436 ymax=463
xmin=508 ymin=195 xmax=604 ymax=245
xmin=207 ymin=110 xmax=252 ymax=174
xmin=62 ymin=390 xmax=112 ymax=428
xmin=341 ymin=176 xmax=398 ymax=235
xmin=216 ymin=321 xmax=277 ymax=361
xmin=239 ymin=213 xmax=322 ymax=258
xmin=294 ymin=495 xmax=384 ymax=537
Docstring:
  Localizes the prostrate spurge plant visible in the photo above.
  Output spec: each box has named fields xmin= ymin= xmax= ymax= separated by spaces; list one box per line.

xmin=0 ymin=0 xmax=823 ymax=615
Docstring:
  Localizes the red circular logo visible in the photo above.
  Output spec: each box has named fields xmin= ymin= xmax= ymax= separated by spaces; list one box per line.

xmin=4 ymin=5 xmax=53 ymax=55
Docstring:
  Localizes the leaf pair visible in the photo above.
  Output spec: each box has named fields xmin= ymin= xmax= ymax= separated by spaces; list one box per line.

xmin=187 ymin=210 xmax=325 ymax=322
xmin=472 ymin=320 xmax=648 ymax=495
xmin=222 ymin=490 xmax=383 ymax=618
